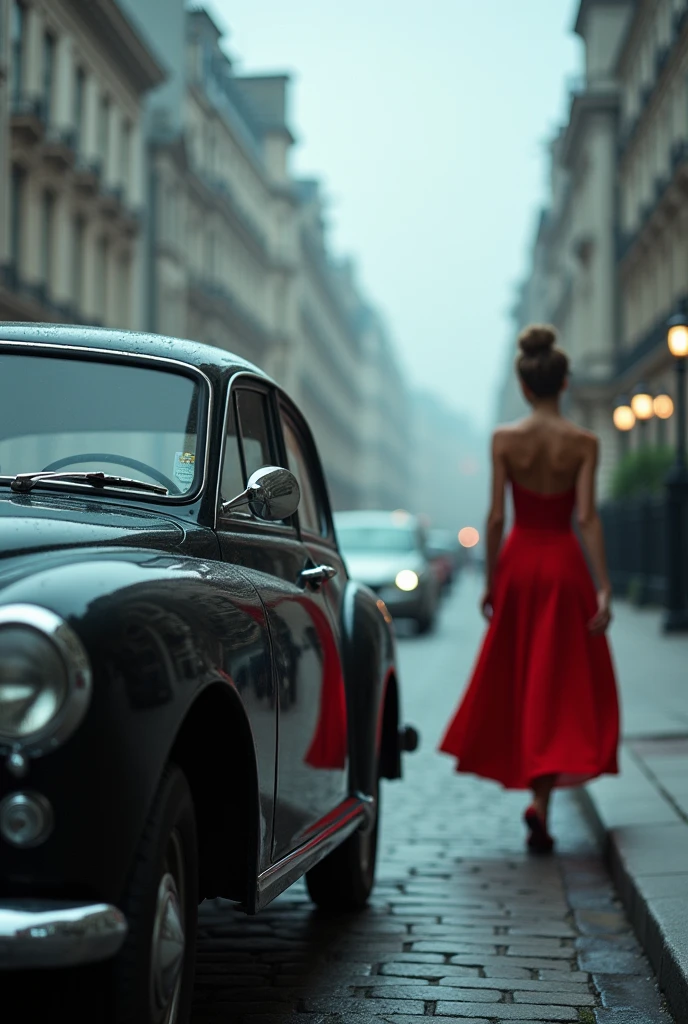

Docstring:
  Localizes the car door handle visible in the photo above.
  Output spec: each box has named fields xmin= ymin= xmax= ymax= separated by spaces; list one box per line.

xmin=299 ymin=564 xmax=338 ymax=586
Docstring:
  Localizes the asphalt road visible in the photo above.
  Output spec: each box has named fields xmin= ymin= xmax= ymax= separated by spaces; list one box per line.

xmin=191 ymin=573 xmax=675 ymax=1024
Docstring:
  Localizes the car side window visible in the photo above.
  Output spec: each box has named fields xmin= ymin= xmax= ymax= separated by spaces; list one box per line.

xmin=220 ymin=395 xmax=244 ymax=502
xmin=281 ymin=414 xmax=325 ymax=537
xmin=221 ymin=386 xmax=284 ymax=518
xmin=237 ymin=389 xmax=273 ymax=481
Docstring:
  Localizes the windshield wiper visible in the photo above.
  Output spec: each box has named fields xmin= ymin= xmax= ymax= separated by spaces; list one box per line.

xmin=9 ymin=471 xmax=168 ymax=496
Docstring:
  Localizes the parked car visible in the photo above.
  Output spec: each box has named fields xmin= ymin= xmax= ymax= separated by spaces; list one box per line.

xmin=334 ymin=510 xmax=440 ymax=633
xmin=427 ymin=528 xmax=461 ymax=593
xmin=0 ymin=323 xmax=417 ymax=1022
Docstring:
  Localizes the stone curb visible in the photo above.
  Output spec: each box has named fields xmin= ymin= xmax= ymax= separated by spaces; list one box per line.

xmin=578 ymin=786 xmax=688 ymax=1023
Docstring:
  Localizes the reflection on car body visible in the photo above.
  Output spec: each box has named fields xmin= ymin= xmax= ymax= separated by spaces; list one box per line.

xmin=0 ymin=323 xmax=417 ymax=1023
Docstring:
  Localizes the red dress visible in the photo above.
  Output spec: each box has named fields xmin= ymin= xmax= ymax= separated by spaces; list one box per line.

xmin=439 ymin=481 xmax=619 ymax=789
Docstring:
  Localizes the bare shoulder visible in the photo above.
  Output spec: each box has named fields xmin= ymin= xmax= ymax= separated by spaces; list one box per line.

xmin=582 ymin=431 xmax=599 ymax=461
xmin=492 ymin=419 xmax=529 ymax=446
xmin=492 ymin=423 xmax=517 ymax=456
xmin=576 ymin=426 xmax=599 ymax=455
xmin=562 ymin=418 xmax=598 ymax=447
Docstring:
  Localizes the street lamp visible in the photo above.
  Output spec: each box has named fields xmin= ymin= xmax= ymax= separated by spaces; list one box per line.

xmin=613 ymin=396 xmax=636 ymax=432
xmin=664 ymin=307 xmax=688 ymax=631
xmin=630 ymin=384 xmax=654 ymax=422
xmin=654 ymin=394 xmax=675 ymax=420
xmin=630 ymin=383 xmax=654 ymax=447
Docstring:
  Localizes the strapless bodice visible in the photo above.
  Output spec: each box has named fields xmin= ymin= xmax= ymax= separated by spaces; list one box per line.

xmin=511 ymin=479 xmax=575 ymax=532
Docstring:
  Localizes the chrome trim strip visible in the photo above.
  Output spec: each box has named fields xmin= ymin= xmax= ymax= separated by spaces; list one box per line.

xmin=0 ymin=900 xmax=128 ymax=969
xmin=0 ymin=604 xmax=92 ymax=758
xmin=0 ymin=340 xmax=213 ymax=505
xmin=255 ymin=796 xmax=366 ymax=912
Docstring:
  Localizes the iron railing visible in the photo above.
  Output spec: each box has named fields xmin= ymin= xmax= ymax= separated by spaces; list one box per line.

xmin=601 ymin=496 xmax=672 ymax=605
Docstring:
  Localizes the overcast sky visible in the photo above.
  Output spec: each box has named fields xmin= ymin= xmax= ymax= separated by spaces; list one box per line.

xmin=208 ymin=0 xmax=582 ymax=430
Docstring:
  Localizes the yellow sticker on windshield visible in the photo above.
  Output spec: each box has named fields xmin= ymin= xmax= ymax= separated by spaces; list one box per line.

xmin=173 ymin=451 xmax=195 ymax=487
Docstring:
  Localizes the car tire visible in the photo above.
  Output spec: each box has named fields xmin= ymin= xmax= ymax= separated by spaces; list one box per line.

xmin=109 ymin=762 xmax=198 ymax=1024
xmin=305 ymin=772 xmax=380 ymax=911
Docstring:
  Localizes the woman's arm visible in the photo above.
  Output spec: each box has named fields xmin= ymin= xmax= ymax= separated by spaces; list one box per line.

xmin=482 ymin=430 xmax=507 ymax=617
xmin=575 ymin=436 xmax=612 ymax=634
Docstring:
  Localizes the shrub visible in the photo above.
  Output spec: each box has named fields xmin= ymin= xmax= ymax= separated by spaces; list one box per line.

xmin=610 ymin=445 xmax=674 ymax=499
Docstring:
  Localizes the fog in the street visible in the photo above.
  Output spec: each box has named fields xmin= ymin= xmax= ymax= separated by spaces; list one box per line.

xmin=208 ymin=0 xmax=581 ymax=429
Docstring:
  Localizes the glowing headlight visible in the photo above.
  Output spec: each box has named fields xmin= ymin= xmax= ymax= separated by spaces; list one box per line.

xmin=0 ymin=605 xmax=92 ymax=757
xmin=395 ymin=570 xmax=419 ymax=592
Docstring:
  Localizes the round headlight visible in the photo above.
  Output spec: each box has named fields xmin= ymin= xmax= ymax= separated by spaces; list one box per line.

xmin=395 ymin=570 xmax=419 ymax=592
xmin=0 ymin=605 xmax=92 ymax=757
xmin=0 ymin=627 xmax=69 ymax=739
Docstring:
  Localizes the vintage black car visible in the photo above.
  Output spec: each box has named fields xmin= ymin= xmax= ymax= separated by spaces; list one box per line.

xmin=0 ymin=324 xmax=416 ymax=1022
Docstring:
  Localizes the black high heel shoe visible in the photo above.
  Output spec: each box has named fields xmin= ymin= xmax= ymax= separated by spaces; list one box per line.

xmin=524 ymin=805 xmax=555 ymax=853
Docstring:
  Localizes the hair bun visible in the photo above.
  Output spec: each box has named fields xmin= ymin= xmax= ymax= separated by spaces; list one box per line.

xmin=518 ymin=324 xmax=557 ymax=357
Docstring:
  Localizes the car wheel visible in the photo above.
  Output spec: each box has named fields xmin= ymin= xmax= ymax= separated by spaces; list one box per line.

xmin=5 ymin=765 xmax=198 ymax=1024
xmin=111 ymin=762 xmax=199 ymax=1024
xmin=305 ymin=772 xmax=380 ymax=911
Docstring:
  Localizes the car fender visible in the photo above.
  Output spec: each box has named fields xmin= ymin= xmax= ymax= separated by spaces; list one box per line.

xmin=0 ymin=550 xmax=272 ymax=906
xmin=339 ymin=579 xmax=401 ymax=799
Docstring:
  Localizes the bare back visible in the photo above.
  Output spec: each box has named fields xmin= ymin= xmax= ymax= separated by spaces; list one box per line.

xmin=482 ymin=325 xmax=611 ymax=617
xmin=496 ymin=414 xmax=595 ymax=495
xmin=487 ymin=413 xmax=600 ymax=531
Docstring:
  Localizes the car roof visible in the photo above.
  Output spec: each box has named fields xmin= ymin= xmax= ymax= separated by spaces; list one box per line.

xmin=334 ymin=510 xmax=419 ymax=529
xmin=0 ymin=322 xmax=272 ymax=387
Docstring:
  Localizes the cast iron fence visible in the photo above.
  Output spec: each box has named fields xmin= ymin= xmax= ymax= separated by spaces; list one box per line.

xmin=600 ymin=496 xmax=668 ymax=605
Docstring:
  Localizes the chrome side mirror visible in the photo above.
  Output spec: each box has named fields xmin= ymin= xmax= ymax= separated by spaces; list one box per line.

xmin=221 ymin=466 xmax=300 ymax=522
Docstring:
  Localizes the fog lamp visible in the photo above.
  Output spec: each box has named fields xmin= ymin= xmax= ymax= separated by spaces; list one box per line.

xmin=0 ymin=791 xmax=54 ymax=847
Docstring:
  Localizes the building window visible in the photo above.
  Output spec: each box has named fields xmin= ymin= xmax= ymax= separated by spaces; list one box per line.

xmin=117 ymin=254 xmax=131 ymax=327
xmin=95 ymin=236 xmax=109 ymax=321
xmin=72 ymin=215 xmax=86 ymax=313
xmin=41 ymin=191 xmax=56 ymax=295
xmin=120 ymin=119 xmax=132 ymax=194
xmin=98 ymin=95 xmax=110 ymax=169
xmin=42 ymin=31 xmax=56 ymax=124
xmin=205 ymin=231 xmax=216 ymax=277
xmin=10 ymin=165 xmax=25 ymax=270
xmin=208 ymin=130 xmax=216 ymax=174
xmin=11 ymin=1 xmax=25 ymax=100
xmin=74 ymin=68 xmax=86 ymax=153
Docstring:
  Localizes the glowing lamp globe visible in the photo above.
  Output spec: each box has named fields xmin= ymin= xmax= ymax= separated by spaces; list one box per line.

xmin=458 ymin=526 xmax=480 ymax=549
xmin=654 ymin=394 xmax=674 ymax=420
xmin=613 ymin=405 xmax=635 ymax=431
xmin=630 ymin=389 xmax=654 ymax=421
xmin=668 ymin=321 xmax=688 ymax=358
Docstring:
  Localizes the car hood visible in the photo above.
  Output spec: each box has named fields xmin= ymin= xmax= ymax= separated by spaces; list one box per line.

xmin=0 ymin=493 xmax=185 ymax=559
xmin=343 ymin=551 xmax=424 ymax=585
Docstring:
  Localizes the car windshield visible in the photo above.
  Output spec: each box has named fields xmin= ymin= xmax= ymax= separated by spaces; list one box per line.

xmin=336 ymin=526 xmax=417 ymax=554
xmin=0 ymin=351 xmax=204 ymax=499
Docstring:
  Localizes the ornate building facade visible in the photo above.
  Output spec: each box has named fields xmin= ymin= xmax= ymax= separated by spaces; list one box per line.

xmin=498 ymin=0 xmax=688 ymax=497
xmin=0 ymin=0 xmax=410 ymax=513
xmin=0 ymin=0 xmax=163 ymax=327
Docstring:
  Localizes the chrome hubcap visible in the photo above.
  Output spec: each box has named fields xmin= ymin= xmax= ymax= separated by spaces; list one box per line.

xmin=151 ymin=831 xmax=185 ymax=1023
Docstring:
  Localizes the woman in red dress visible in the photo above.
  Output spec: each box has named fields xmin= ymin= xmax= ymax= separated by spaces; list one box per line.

xmin=439 ymin=324 xmax=619 ymax=852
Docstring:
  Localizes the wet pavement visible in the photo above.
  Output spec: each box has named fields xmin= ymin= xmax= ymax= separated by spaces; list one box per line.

xmin=191 ymin=575 xmax=677 ymax=1023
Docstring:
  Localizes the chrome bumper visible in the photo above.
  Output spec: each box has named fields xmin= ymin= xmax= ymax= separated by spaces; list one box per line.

xmin=0 ymin=900 xmax=128 ymax=969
